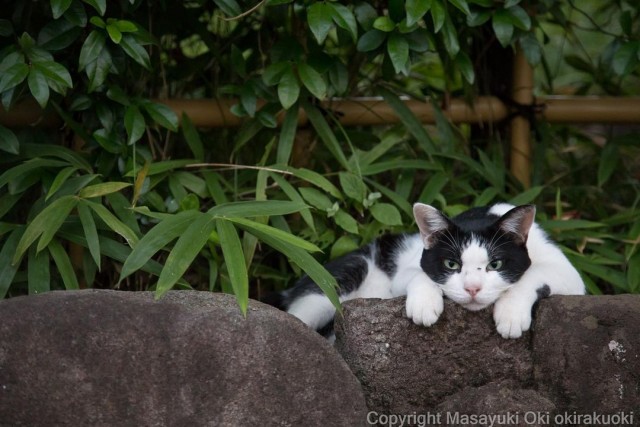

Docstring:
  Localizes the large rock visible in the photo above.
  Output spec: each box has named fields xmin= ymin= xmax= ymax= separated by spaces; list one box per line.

xmin=0 ymin=290 xmax=367 ymax=426
xmin=533 ymin=295 xmax=640 ymax=415
xmin=334 ymin=297 xmax=532 ymax=414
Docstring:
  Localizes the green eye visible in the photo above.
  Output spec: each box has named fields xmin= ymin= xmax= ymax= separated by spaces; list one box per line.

xmin=443 ymin=259 xmax=460 ymax=270
xmin=487 ymin=259 xmax=503 ymax=271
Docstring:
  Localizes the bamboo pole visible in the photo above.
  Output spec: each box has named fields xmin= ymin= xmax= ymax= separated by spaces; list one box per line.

xmin=510 ymin=47 xmax=534 ymax=188
xmin=3 ymin=96 xmax=640 ymax=129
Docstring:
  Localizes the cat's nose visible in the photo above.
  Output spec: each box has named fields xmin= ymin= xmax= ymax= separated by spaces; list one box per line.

xmin=464 ymin=284 xmax=482 ymax=297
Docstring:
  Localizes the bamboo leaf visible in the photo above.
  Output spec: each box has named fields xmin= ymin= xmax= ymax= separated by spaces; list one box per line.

xmin=269 ymin=173 xmax=315 ymax=232
xmin=217 ymin=219 xmax=249 ymax=315
xmin=120 ymin=210 xmax=200 ymax=281
xmin=0 ymin=228 xmax=25 ymax=298
xmin=155 ymin=213 xmax=217 ymax=298
xmin=48 ymin=238 xmax=79 ymax=289
xmin=35 ymin=196 xmax=79 ymax=253
xmin=277 ymin=103 xmax=298 ymax=164
xmin=85 ymin=200 xmax=139 ymax=246
xmin=208 ymin=200 xmax=308 ymax=218
xmin=28 ymin=245 xmax=50 ymax=295
xmin=14 ymin=195 xmax=78 ymax=264
xmin=228 ymin=217 xmax=322 ymax=253
xmin=79 ymin=182 xmax=132 ymax=198
xmin=302 ymin=101 xmax=349 ymax=169
xmin=181 ymin=113 xmax=204 ymax=161
xmin=78 ymin=201 xmax=101 ymax=269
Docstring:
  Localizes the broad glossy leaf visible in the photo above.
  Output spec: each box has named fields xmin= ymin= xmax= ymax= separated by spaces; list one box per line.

xmin=455 ymin=51 xmax=474 ymax=84
xmin=217 ymin=219 xmax=249 ymax=315
xmin=83 ymin=0 xmax=107 ymax=15
xmin=507 ymin=5 xmax=531 ymax=30
xmin=51 ymin=0 xmax=73 ymax=18
xmin=277 ymin=68 xmax=300 ymax=109
xmin=0 ymin=63 xmax=29 ymax=93
xmin=0 ymin=228 xmax=25 ymax=298
xmin=430 ymin=0 xmax=446 ymax=32
xmin=125 ymin=105 xmax=146 ymax=145
xmin=447 ymin=0 xmax=471 ymax=15
xmin=13 ymin=195 xmax=77 ymax=263
xmin=77 ymin=201 xmax=101 ymax=268
xmin=298 ymin=63 xmax=327 ymax=99
xmin=213 ymin=0 xmax=242 ymax=16
xmin=120 ymin=34 xmax=151 ymax=69
xmin=28 ymin=67 xmax=50 ymax=108
xmin=120 ymin=210 xmax=200 ymax=281
xmin=406 ymin=0 xmax=432 ymax=26
xmin=492 ymin=9 xmax=515 ymax=47
xmin=79 ymin=30 xmax=106 ymax=71
xmin=48 ymin=238 xmax=80 ymax=289
xmin=262 ymin=61 xmax=289 ymax=86
xmin=0 ymin=124 xmax=19 ymax=155
xmin=387 ymin=33 xmax=409 ymax=74
xmin=155 ymin=213 xmax=217 ymax=298
xmin=442 ymin=17 xmax=460 ymax=56
xmin=357 ymin=29 xmax=386 ymax=52
xmin=106 ymin=23 xmax=122 ymax=44
xmin=329 ymin=3 xmax=357 ymax=42
xmin=373 ymin=16 xmax=395 ymax=32
xmin=613 ymin=41 xmax=639 ymax=76
xmin=143 ymin=102 xmax=179 ymax=131
xmin=38 ymin=19 xmax=82 ymax=51
xmin=308 ymin=2 xmax=333 ymax=44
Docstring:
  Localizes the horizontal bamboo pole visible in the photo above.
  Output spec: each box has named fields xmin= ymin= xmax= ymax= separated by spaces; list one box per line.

xmin=2 ymin=96 xmax=640 ymax=129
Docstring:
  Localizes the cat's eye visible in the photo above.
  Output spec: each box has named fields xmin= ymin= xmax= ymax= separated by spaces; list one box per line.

xmin=487 ymin=259 xmax=503 ymax=271
xmin=443 ymin=259 xmax=460 ymax=270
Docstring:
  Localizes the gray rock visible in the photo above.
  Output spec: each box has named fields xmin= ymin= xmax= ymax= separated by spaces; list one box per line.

xmin=334 ymin=297 xmax=532 ymax=414
xmin=0 ymin=290 xmax=367 ymax=427
xmin=533 ymin=295 xmax=640 ymax=415
xmin=436 ymin=380 xmax=556 ymax=427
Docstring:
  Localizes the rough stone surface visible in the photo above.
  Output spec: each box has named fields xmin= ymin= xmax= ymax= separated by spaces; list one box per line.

xmin=0 ymin=290 xmax=368 ymax=427
xmin=533 ymin=295 xmax=640 ymax=415
xmin=334 ymin=297 xmax=533 ymax=414
xmin=436 ymin=380 xmax=556 ymax=427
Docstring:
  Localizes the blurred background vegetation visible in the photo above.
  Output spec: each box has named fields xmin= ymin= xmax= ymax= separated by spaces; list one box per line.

xmin=0 ymin=0 xmax=638 ymax=309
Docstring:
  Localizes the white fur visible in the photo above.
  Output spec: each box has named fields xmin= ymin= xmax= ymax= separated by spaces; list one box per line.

xmin=287 ymin=203 xmax=585 ymax=339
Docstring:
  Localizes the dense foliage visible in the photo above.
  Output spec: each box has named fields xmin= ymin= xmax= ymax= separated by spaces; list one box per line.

xmin=0 ymin=0 xmax=638 ymax=309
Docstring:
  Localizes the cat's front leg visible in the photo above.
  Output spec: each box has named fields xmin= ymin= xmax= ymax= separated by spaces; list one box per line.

xmin=405 ymin=273 xmax=444 ymax=327
xmin=493 ymin=284 xmax=540 ymax=339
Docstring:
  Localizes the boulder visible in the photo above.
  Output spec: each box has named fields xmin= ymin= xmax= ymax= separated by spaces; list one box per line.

xmin=533 ymin=295 xmax=640 ymax=415
xmin=334 ymin=297 xmax=532 ymax=414
xmin=0 ymin=290 xmax=368 ymax=426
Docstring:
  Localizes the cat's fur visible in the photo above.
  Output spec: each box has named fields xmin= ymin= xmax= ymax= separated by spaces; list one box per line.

xmin=267 ymin=203 xmax=585 ymax=339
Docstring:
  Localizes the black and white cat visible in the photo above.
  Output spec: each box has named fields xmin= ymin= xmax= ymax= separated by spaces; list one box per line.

xmin=269 ymin=203 xmax=585 ymax=339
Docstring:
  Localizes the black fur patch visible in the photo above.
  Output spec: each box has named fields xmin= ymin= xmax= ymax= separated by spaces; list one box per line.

xmin=536 ymin=284 xmax=551 ymax=300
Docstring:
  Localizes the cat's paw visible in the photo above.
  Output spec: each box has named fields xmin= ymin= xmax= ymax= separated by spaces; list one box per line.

xmin=405 ymin=282 xmax=444 ymax=327
xmin=493 ymin=294 xmax=534 ymax=339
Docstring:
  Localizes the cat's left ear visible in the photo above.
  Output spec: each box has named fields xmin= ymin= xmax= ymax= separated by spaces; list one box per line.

xmin=413 ymin=203 xmax=451 ymax=248
xmin=497 ymin=205 xmax=536 ymax=245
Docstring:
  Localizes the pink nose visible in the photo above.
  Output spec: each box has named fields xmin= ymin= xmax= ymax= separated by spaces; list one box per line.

xmin=464 ymin=284 xmax=481 ymax=297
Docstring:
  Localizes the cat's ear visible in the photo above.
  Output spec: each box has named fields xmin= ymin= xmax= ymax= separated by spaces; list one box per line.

xmin=413 ymin=203 xmax=451 ymax=248
xmin=497 ymin=205 xmax=536 ymax=245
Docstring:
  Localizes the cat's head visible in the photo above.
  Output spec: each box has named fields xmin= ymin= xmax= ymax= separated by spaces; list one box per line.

xmin=413 ymin=203 xmax=535 ymax=311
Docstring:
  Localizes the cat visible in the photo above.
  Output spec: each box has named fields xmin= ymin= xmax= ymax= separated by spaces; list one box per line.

xmin=267 ymin=203 xmax=585 ymax=339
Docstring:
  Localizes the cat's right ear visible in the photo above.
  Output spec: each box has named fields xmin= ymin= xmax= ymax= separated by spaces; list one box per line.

xmin=413 ymin=203 xmax=450 ymax=248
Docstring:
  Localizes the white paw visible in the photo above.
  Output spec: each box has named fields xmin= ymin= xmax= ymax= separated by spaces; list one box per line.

xmin=405 ymin=283 xmax=444 ymax=327
xmin=493 ymin=294 xmax=534 ymax=339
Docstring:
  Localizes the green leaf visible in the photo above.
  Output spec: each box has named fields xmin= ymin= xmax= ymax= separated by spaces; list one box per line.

xmin=233 ymin=217 xmax=341 ymax=310
xmin=370 ymin=203 xmax=403 ymax=226
xmin=302 ymin=101 xmax=349 ymax=169
xmin=339 ymin=172 xmax=367 ymax=203
xmin=0 ymin=19 xmax=13 ymax=37
xmin=28 ymin=67 xmax=50 ymax=108
xmin=79 ymin=30 xmax=106 ymax=71
xmin=447 ymin=0 xmax=470 ymax=15
xmin=213 ymin=0 xmax=242 ymax=17
xmin=508 ymin=186 xmax=544 ymax=205
xmin=277 ymin=104 xmax=298 ymax=164
xmin=143 ymin=102 xmax=179 ymax=131
xmin=34 ymin=61 xmax=73 ymax=93
xmin=106 ymin=23 xmax=122 ymax=44
xmin=217 ymin=219 xmax=249 ymax=315
xmin=298 ymin=63 xmax=327 ymax=99
xmin=331 ymin=235 xmax=360 ymax=259
xmin=442 ymin=17 xmax=460 ymax=56
xmin=51 ymin=0 xmax=73 ymax=18
xmin=406 ymin=0 xmax=432 ymax=26
xmin=613 ymin=41 xmax=639 ymax=76
xmin=506 ymin=5 xmax=530 ymax=30
xmin=519 ymin=32 xmax=542 ymax=66
xmin=77 ymin=201 xmax=101 ymax=268
xmin=357 ymin=29 xmax=386 ymax=52
xmin=0 ymin=228 xmax=25 ymax=298
xmin=64 ymin=0 xmax=88 ymax=26
xmin=14 ymin=195 xmax=78 ymax=263
xmin=269 ymin=173 xmax=315 ymax=232
xmin=430 ymin=0 xmax=446 ymax=32
xmin=334 ymin=209 xmax=359 ymax=233
xmin=0 ymin=125 xmax=19 ymax=155
xmin=307 ymin=2 xmax=333 ymax=45
xmin=155 ymin=213 xmax=217 ymax=298
xmin=492 ymin=9 xmax=515 ymax=47
xmin=597 ymin=142 xmax=619 ymax=187
xmin=273 ymin=165 xmax=343 ymax=199
xmin=86 ymin=47 xmax=112 ymax=92
xmin=120 ymin=210 xmax=200 ymax=281
xmin=38 ymin=19 xmax=82 ymax=51
xmin=208 ymin=200 xmax=308 ymax=218
xmin=263 ymin=61 xmax=289 ymax=86
xmin=277 ymin=69 xmax=300 ymax=110
xmin=299 ymin=187 xmax=333 ymax=210
xmin=373 ymin=16 xmax=396 ymax=32
xmin=229 ymin=217 xmax=322 ymax=253
xmin=0 ymin=63 xmax=29 ymax=93
xmin=79 ymin=182 xmax=132 ymax=198
xmin=48 ymin=238 xmax=80 ymax=289
xmin=181 ymin=113 xmax=204 ymax=161
xmin=85 ymin=200 xmax=139 ymax=247
xmin=329 ymin=3 xmax=358 ymax=42
xmin=28 ymin=245 xmax=50 ymax=295
xmin=119 ymin=34 xmax=151 ymax=69
xmin=83 ymin=0 xmax=107 ymax=15
xmin=124 ymin=105 xmax=146 ymax=145
xmin=387 ymin=33 xmax=409 ymax=74
xmin=455 ymin=51 xmax=474 ymax=84
xmin=628 ymin=252 xmax=640 ymax=293
xmin=467 ymin=10 xmax=491 ymax=27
